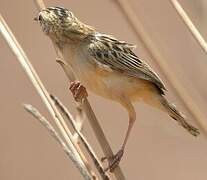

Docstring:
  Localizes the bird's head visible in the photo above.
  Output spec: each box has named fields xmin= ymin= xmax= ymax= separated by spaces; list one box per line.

xmin=35 ymin=7 xmax=95 ymax=42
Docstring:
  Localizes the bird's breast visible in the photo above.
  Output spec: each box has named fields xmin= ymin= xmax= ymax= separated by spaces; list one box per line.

xmin=62 ymin=44 xmax=154 ymax=102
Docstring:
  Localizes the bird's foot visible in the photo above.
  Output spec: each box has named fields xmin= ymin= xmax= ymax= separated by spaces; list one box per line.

xmin=69 ymin=81 xmax=88 ymax=102
xmin=101 ymin=149 xmax=124 ymax=172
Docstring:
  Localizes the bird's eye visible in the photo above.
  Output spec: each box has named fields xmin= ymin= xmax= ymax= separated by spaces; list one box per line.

xmin=38 ymin=15 xmax=43 ymax=21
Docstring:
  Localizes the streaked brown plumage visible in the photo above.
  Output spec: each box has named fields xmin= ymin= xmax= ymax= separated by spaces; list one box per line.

xmin=35 ymin=6 xmax=200 ymax=171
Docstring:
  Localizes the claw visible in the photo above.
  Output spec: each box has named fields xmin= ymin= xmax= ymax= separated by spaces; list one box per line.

xmin=102 ymin=149 xmax=124 ymax=172
xmin=69 ymin=81 xmax=88 ymax=102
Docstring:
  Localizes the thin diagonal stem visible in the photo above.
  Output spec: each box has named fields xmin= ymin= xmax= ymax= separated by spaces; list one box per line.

xmin=170 ymin=0 xmax=207 ymax=54
xmin=23 ymin=104 xmax=92 ymax=177
xmin=57 ymin=60 xmax=125 ymax=177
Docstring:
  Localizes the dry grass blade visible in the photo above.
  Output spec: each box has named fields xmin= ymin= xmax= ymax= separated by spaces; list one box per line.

xmin=23 ymin=104 xmax=92 ymax=176
xmin=0 ymin=15 xmax=95 ymax=180
xmin=33 ymin=0 xmax=126 ymax=179
xmin=50 ymin=95 xmax=110 ymax=180
xmin=113 ymin=0 xmax=207 ymax=134
xmin=170 ymin=0 xmax=207 ymax=54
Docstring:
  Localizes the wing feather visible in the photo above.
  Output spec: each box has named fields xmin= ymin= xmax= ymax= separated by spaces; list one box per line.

xmin=86 ymin=33 xmax=166 ymax=94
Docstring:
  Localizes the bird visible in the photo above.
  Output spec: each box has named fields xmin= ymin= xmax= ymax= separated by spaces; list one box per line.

xmin=35 ymin=6 xmax=200 ymax=172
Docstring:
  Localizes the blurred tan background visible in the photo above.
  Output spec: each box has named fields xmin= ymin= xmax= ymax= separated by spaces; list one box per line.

xmin=1 ymin=0 xmax=207 ymax=179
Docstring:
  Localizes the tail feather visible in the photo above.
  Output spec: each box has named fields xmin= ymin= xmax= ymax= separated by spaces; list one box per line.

xmin=160 ymin=96 xmax=200 ymax=137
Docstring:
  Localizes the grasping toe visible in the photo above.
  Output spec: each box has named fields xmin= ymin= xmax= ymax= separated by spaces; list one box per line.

xmin=101 ymin=149 xmax=124 ymax=172
xmin=69 ymin=81 xmax=88 ymax=102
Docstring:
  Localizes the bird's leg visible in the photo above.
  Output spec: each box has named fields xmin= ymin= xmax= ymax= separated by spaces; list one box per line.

xmin=102 ymin=98 xmax=136 ymax=172
xmin=69 ymin=81 xmax=88 ymax=102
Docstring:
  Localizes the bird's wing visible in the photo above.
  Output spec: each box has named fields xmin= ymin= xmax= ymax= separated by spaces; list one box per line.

xmin=86 ymin=33 xmax=166 ymax=94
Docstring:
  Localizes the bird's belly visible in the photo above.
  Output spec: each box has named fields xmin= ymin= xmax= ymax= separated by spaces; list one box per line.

xmin=76 ymin=65 xmax=153 ymax=102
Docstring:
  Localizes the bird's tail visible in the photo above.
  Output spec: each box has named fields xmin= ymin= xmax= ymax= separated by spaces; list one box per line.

xmin=160 ymin=96 xmax=200 ymax=137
